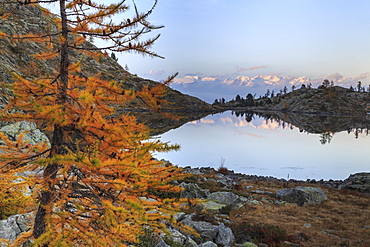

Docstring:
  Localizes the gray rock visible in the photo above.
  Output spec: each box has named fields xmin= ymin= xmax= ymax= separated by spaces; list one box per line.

xmin=198 ymin=241 xmax=218 ymax=247
xmin=167 ymin=228 xmax=187 ymax=245
xmin=235 ymin=243 xmax=258 ymax=247
xmin=251 ymin=190 xmax=274 ymax=195
xmin=276 ymin=186 xmax=328 ymax=206
xmin=201 ymin=200 xmax=228 ymax=213
xmin=180 ymin=213 xmax=196 ymax=226
xmin=0 ymin=121 xmax=50 ymax=147
xmin=0 ymin=212 xmax=35 ymax=247
xmin=184 ymin=237 xmax=198 ymax=247
xmin=155 ymin=239 xmax=170 ymax=247
xmin=180 ymin=182 xmax=210 ymax=199
xmin=207 ymin=191 xmax=242 ymax=206
xmin=215 ymin=223 xmax=235 ymax=247
xmin=188 ymin=221 xmax=219 ymax=243
xmin=174 ymin=212 xmax=186 ymax=222
xmin=339 ymin=173 xmax=370 ymax=194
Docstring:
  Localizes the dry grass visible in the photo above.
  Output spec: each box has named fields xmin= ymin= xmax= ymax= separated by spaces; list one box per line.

xmin=229 ymin=180 xmax=370 ymax=246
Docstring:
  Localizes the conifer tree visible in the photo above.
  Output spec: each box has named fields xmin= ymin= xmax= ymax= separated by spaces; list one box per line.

xmin=0 ymin=0 xmax=183 ymax=246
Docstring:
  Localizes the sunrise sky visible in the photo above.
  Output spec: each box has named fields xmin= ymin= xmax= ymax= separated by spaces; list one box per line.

xmin=120 ymin=1 xmax=370 ymax=80
xmin=45 ymin=0 xmax=370 ymax=101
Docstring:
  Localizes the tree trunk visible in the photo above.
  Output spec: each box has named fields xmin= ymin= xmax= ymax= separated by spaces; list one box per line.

xmin=33 ymin=0 xmax=70 ymax=242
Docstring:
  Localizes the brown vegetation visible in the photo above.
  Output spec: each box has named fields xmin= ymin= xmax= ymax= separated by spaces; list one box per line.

xmin=186 ymin=171 xmax=370 ymax=246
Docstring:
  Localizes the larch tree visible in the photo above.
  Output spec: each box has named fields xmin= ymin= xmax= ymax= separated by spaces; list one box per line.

xmin=0 ymin=0 xmax=183 ymax=246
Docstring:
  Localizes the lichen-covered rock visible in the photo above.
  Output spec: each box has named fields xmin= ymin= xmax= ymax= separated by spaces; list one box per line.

xmin=0 ymin=121 xmax=50 ymax=146
xmin=184 ymin=237 xmax=198 ymax=247
xmin=180 ymin=182 xmax=210 ymax=199
xmin=198 ymin=241 xmax=218 ymax=247
xmin=206 ymin=191 xmax=242 ymax=206
xmin=276 ymin=186 xmax=328 ymax=206
xmin=339 ymin=173 xmax=370 ymax=194
xmin=201 ymin=200 xmax=228 ymax=213
xmin=0 ymin=212 xmax=35 ymax=247
xmin=166 ymin=228 xmax=187 ymax=245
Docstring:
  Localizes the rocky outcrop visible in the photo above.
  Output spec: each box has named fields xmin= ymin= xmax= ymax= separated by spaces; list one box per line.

xmin=179 ymin=213 xmax=235 ymax=247
xmin=0 ymin=212 xmax=35 ymax=247
xmin=339 ymin=173 xmax=370 ymax=194
xmin=180 ymin=182 xmax=210 ymax=199
xmin=276 ymin=186 xmax=328 ymax=206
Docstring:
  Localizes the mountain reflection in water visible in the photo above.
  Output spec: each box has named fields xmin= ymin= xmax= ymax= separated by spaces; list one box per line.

xmin=154 ymin=111 xmax=370 ymax=180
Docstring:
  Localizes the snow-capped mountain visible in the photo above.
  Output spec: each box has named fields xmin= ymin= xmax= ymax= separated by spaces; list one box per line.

xmin=170 ymin=73 xmax=369 ymax=103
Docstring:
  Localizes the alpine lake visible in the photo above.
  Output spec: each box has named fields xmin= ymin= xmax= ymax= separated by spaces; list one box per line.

xmin=153 ymin=110 xmax=370 ymax=181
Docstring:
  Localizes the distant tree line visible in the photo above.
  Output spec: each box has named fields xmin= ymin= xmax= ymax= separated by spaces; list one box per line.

xmin=213 ymin=79 xmax=370 ymax=107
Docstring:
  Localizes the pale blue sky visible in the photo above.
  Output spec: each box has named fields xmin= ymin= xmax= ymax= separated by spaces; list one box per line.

xmin=119 ymin=0 xmax=370 ymax=82
xmin=44 ymin=1 xmax=370 ymax=98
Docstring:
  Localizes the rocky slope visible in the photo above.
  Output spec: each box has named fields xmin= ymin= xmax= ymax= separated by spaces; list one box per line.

xmin=0 ymin=1 xmax=214 ymax=133
xmin=1 ymin=161 xmax=369 ymax=246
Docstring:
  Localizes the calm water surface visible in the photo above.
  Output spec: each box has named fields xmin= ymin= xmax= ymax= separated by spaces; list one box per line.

xmin=153 ymin=111 xmax=370 ymax=180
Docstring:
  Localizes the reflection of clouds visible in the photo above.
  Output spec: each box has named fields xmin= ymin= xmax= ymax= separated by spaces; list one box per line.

xmin=235 ymin=119 xmax=251 ymax=127
xmin=201 ymin=119 xmax=215 ymax=124
xmin=220 ymin=117 xmax=233 ymax=123
xmin=258 ymin=121 xmax=280 ymax=130
xmin=219 ymin=116 xmax=282 ymax=130
xmin=188 ymin=119 xmax=215 ymax=125
xmin=235 ymin=130 xmax=264 ymax=139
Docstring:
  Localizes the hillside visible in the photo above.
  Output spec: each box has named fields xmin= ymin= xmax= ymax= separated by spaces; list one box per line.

xmin=218 ymin=86 xmax=370 ymax=115
xmin=0 ymin=2 xmax=214 ymax=132
xmin=270 ymin=86 xmax=368 ymax=114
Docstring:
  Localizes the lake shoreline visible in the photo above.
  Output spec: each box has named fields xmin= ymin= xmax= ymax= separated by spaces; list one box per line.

xmin=183 ymin=166 xmax=346 ymax=190
xmin=182 ymin=166 xmax=370 ymax=196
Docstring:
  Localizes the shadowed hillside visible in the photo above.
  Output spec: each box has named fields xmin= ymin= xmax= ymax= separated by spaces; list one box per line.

xmin=216 ymin=85 xmax=370 ymax=115
xmin=0 ymin=2 xmax=214 ymax=133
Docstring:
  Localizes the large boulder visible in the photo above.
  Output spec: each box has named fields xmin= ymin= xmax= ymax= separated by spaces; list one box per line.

xmin=180 ymin=182 xmax=210 ymax=199
xmin=206 ymin=191 xmax=242 ymax=206
xmin=188 ymin=221 xmax=219 ymax=243
xmin=0 ymin=212 xmax=35 ymax=247
xmin=276 ymin=186 xmax=328 ymax=206
xmin=215 ymin=223 xmax=235 ymax=247
xmin=339 ymin=173 xmax=370 ymax=194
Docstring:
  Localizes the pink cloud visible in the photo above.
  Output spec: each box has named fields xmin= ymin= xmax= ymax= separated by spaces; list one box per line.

xmin=236 ymin=65 xmax=269 ymax=72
